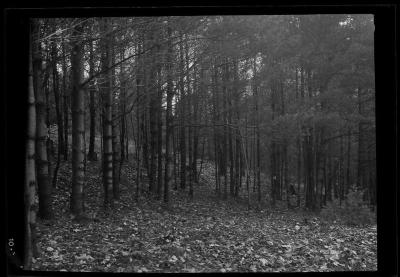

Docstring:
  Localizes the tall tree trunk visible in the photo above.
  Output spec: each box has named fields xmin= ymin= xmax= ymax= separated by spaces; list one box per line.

xmin=87 ymin=39 xmax=97 ymax=161
xmin=61 ymin=36 xmax=69 ymax=161
xmin=222 ymin=62 xmax=228 ymax=200
xmin=70 ymin=22 xmax=86 ymax=216
xmin=357 ymin=87 xmax=367 ymax=197
xmin=233 ymin=60 xmax=241 ymax=197
xmin=32 ymin=20 xmax=52 ymax=220
xmin=339 ymin=135 xmax=344 ymax=204
xmin=164 ymin=26 xmax=173 ymax=203
xmin=51 ymin=28 xmax=65 ymax=160
xmin=346 ymin=127 xmax=351 ymax=194
xmin=101 ymin=18 xmax=113 ymax=208
xmin=227 ymin=62 xmax=234 ymax=197
xmin=191 ymin=66 xmax=201 ymax=194
xmin=25 ymin=29 xmax=38 ymax=269
xmin=284 ymin=143 xmax=289 ymax=208
xmin=51 ymin=35 xmax=62 ymax=187
xmin=297 ymin=135 xmax=302 ymax=207
xmin=135 ymin=40 xmax=142 ymax=198
xmin=119 ymin=51 xmax=127 ymax=166
xmin=212 ymin=60 xmax=220 ymax=197
xmin=156 ymin=43 xmax=163 ymax=200
xmin=254 ymin=61 xmax=261 ymax=202
xmin=270 ymin=81 xmax=277 ymax=207
xmin=112 ymin=45 xmax=121 ymax=201
xmin=148 ymin=30 xmax=157 ymax=194
xmin=179 ymin=33 xmax=186 ymax=191
xmin=119 ymin=50 xmax=126 ymax=164
xmin=187 ymin=46 xmax=193 ymax=199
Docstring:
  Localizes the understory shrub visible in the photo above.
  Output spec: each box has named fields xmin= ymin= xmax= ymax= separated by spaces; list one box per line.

xmin=320 ymin=188 xmax=376 ymax=226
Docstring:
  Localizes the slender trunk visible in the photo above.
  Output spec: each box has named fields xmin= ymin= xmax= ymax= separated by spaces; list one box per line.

xmin=254 ymin=61 xmax=261 ymax=202
xmin=173 ymin=128 xmax=178 ymax=190
xmin=357 ymin=87 xmax=367 ymax=195
xmin=135 ymin=40 xmax=142 ymax=196
xmin=197 ymin=136 xmax=206 ymax=182
xmin=233 ymin=60 xmax=240 ymax=197
xmin=44 ymin=67 xmax=55 ymax=188
xmin=192 ymin=67 xmax=201 ymax=186
xmin=346 ymin=127 xmax=351 ymax=194
xmin=101 ymin=18 xmax=113 ymax=208
xmin=283 ymin=143 xmax=289 ymax=208
xmin=339 ymin=135 xmax=344 ymax=202
xmin=51 ymin=30 xmax=65 ymax=160
xmin=187 ymin=60 xmax=193 ymax=199
xmin=164 ymin=26 xmax=173 ymax=203
xmin=112 ymin=45 xmax=121 ymax=201
xmin=120 ymin=54 xmax=127 ymax=166
xmin=51 ymin=35 xmax=62 ymax=188
xmin=222 ymin=62 xmax=228 ymax=200
xmin=156 ymin=44 xmax=163 ymax=199
xmin=61 ymin=37 xmax=69 ymax=161
xmin=119 ymin=50 xmax=126 ymax=164
xmin=179 ymin=33 xmax=186 ymax=190
xmin=87 ymin=39 xmax=96 ymax=161
xmin=297 ymin=136 xmax=301 ymax=207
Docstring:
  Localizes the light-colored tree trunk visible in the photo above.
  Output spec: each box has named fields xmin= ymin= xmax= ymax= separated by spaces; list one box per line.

xmin=24 ymin=29 xmax=38 ymax=269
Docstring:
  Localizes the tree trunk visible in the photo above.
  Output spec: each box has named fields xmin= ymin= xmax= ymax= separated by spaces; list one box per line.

xmin=148 ymin=30 xmax=157 ymax=194
xmin=32 ymin=20 xmax=52 ymax=220
xmin=179 ymin=33 xmax=186 ymax=191
xmin=112 ymin=47 xmax=121 ymax=201
xmin=164 ymin=26 xmax=173 ymax=203
xmin=61 ymin=36 xmax=69 ymax=161
xmin=222 ymin=62 xmax=228 ymax=200
xmin=51 ymin=28 xmax=65 ymax=161
xmin=24 ymin=29 xmax=38 ymax=269
xmin=70 ymin=22 xmax=86 ymax=216
xmin=156 ymin=43 xmax=163 ymax=200
xmin=87 ymin=39 xmax=97 ymax=161
xmin=101 ymin=18 xmax=114 ymax=208
xmin=346 ymin=127 xmax=351 ymax=194
xmin=135 ymin=40 xmax=142 ymax=198
xmin=187 ymin=46 xmax=193 ymax=199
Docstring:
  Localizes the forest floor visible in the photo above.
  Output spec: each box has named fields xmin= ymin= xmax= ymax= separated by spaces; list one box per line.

xmin=32 ymin=158 xmax=377 ymax=272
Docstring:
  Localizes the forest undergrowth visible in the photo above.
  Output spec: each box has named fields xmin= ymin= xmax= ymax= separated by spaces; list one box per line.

xmin=32 ymin=159 xmax=377 ymax=272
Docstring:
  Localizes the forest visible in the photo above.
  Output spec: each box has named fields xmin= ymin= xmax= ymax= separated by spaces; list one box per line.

xmin=23 ymin=14 xmax=377 ymax=272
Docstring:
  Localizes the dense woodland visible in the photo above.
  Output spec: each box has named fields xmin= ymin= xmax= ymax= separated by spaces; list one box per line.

xmin=24 ymin=15 xmax=376 ymax=272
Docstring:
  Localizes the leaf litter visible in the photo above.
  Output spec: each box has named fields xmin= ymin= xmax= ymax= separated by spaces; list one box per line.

xmin=32 ymin=160 xmax=377 ymax=272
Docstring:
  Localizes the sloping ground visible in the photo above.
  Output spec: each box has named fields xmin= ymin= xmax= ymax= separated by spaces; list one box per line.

xmin=32 ymin=159 xmax=377 ymax=272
